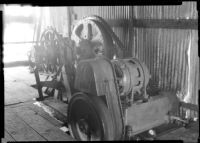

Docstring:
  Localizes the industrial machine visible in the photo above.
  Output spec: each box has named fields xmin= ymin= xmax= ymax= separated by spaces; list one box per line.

xmin=32 ymin=16 xmax=197 ymax=141
xmin=28 ymin=27 xmax=68 ymax=73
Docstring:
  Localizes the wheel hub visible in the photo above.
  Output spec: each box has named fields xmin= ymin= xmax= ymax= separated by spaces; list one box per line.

xmin=77 ymin=118 xmax=89 ymax=134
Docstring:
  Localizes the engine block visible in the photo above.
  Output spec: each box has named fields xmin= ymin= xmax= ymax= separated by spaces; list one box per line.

xmin=73 ymin=56 xmax=179 ymax=140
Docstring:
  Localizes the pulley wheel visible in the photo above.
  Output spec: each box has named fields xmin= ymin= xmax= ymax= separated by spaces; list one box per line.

xmin=67 ymin=93 xmax=115 ymax=141
xmin=71 ymin=19 xmax=115 ymax=60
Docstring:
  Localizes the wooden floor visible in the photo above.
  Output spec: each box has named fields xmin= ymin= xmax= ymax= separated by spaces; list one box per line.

xmin=157 ymin=122 xmax=199 ymax=142
xmin=3 ymin=66 xmax=199 ymax=142
xmin=3 ymin=66 xmax=74 ymax=142
xmin=4 ymin=66 xmax=43 ymax=105
xmin=3 ymin=100 xmax=74 ymax=142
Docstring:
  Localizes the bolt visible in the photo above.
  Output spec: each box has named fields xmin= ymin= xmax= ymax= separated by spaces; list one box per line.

xmin=149 ymin=129 xmax=156 ymax=137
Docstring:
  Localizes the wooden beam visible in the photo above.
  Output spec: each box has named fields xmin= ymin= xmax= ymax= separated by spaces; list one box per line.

xmin=4 ymin=15 xmax=34 ymax=24
xmin=106 ymin=19 xmax=198 ymax=30
xmin=73 ymin=18 xmax=198 ymax=30
xmin=126 ymin=7 xmax=134 ymax=57
xmin=35 ymin=8 xmax=43 ymax=42
xmin=67 ymin=7 xmax=72 ymax=38
xmin=4 ymin=41 xmax=37 ymax=44
xmin=180 ymin=101 xmax=198 ymax=112
xmin=4 ymin=61 xmax=29 ymax=68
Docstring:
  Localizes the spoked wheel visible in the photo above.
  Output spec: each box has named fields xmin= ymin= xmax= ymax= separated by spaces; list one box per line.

xmin=34 ymin=27 xmax=71 ymax=101
xmin=67 ymin=93 xmax=115 ymax=141
xmin=71 ymin=19 xmax=115 ymax=60
xmin=38 ymin=27 xmax=64 ymax=73
xmin=85 ymin=15 xmax=125 ymax=50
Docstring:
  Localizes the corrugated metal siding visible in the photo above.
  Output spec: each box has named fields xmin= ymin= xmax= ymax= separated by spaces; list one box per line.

xmin=48 ymin=7 xmax=69 ymax=35
xmin=189 ymin=30 xmax=198 ymax=105
xmin=131 ymin=28 xmax=191 ymax=93
xmin=71 ymin=2 xmax=198 ymax=111
xmin=73 ymin=6 xmax=130 ymax=20
xmin=129 ymin=2 xmax=198 ymax=111
xmin=111 ymin=26 xmax=130 ymax=58
xmin=131 ymin=2 xmax=198 ymax=19
xmin=35 ymin=7 xmax=69 ymax=39
xmin=72 ymin=6 xmax=130 ymax=58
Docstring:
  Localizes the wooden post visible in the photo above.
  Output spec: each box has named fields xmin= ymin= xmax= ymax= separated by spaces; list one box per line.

xmin=34 ymin=66 xmax=44 ymax=101
xmin=67 ymin=7 xmax=72 ymax=38
xmin=126 ymin=6 xmax=133 ymax=58
xmin=35 ymin=8 xmax=43 ymax=43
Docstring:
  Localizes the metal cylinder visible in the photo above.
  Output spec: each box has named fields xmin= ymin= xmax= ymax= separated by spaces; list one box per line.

xmin=112 ymin=58 xmax=150 ymax=96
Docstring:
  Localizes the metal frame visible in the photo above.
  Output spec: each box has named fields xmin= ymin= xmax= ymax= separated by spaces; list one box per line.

xmin=33 ymin=63 xmax=65 ymax=101
xmin=73 ymin=19 xmax=198 ymax=30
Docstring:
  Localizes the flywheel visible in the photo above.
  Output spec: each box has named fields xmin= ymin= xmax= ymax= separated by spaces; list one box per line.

xmin=71 ymin=18 xmax=115 ymax=60
xmin=67 ymin=92 xmax=116 ymax=141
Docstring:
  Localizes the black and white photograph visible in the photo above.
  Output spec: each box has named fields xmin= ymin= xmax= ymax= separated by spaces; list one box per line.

xmin=1 ymin=2 xmax=199 ymax=142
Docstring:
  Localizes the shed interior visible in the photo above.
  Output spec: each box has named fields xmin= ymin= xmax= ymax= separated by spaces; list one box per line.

xmin=2 ymin=3 xmax=199 ymax=142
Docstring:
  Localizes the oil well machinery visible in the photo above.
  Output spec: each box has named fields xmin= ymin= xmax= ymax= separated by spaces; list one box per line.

xmin=32 ymin=16 xmax=198 ymax=141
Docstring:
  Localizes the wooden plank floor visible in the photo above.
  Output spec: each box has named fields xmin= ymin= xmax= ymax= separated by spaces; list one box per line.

xmin=3 ymin=101 xmax=74 ymax=141
xmin=3 ymin=66 xmax=199 ymax=142
xmin=1 ymin=131 xmax=15 ymax=143
xmin=4 ymin=66 xmax=74 ymax=141
xmin=4 ymin=66 xmax=47 ymax=105
xmin=157 ymin=122 xmax=199 ymax=142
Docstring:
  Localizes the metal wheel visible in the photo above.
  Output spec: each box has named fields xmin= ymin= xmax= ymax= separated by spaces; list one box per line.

xmin=67 ymin=93 xmax=115 ymax=141
xmin=38 ymin=27 xmax=64 ymax=73
xmin=34 ymin=27 xmax=72 ymax=101
xmin=85 ymin=15 xmax=125 ymax=50
xmin=71 ymin=19 xmax=115 ymax=60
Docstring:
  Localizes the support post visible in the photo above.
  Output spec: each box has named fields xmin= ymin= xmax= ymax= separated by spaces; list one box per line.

xmin=34 ymin=66 xmax=44 ymax=101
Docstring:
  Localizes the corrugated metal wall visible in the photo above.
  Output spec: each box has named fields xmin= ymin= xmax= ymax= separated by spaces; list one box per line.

xmin=73 ymin=6 xmax=130 ymax=19
xmin=129 ymin=3 xmax=198 ymax=107
xmin=36 ymin=7 xmax=69 ymax=39
xmin=71 ymin=2 xmax=199 ymax=110
xmin=72 ymin=6 xmax=130 ymax=58
xmin=48 ymin=7 xmax=69 ymax=36
xmin=131 ymin=28 xmax=198 ymax=102
xmin=131 ymin=3 xmax=198 ymax=19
